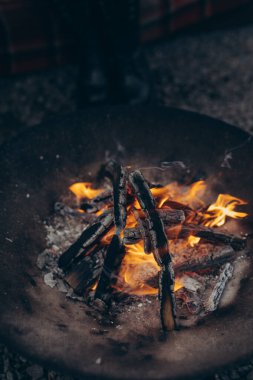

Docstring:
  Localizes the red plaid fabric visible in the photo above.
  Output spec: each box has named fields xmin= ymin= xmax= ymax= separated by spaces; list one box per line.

xmin=0 ymin=0 xmax=250 ymax=75
xmin=140 ymin=0 xmax=250 ymax=42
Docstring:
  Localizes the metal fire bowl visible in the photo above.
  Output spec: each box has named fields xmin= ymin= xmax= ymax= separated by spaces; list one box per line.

xmin=0 ymin=107 xmax=252 ymax=380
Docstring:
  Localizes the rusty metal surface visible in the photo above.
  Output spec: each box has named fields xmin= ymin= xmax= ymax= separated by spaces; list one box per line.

xmin=0 ymin=106 xmax=252 ymax=379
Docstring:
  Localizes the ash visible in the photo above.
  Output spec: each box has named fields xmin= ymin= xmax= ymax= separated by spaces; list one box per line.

xmin=37 ymin=206 xmax=90 ymax=301
xmin=37 ymin=202 xmax=249 ymax=327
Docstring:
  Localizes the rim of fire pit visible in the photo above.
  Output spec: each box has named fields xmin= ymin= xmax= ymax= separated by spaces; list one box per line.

xmin=0 ymin=106 xmax=252 ymax=380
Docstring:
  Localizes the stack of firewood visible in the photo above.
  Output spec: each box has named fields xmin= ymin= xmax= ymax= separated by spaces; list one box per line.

xmin=58 ymin=160 xmax=247 ymax=331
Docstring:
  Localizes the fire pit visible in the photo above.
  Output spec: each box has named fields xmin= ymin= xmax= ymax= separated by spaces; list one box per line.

xmin=0 ymin=106 xmax=252 ymax=379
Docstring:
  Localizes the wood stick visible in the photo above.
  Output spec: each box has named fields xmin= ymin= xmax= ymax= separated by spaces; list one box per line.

xmin=121 ymin=208 xmax=186 ymax=245
xmin=65 ymin=243 xmax=235 ymax=298
xmin=101 ymin=160 xmax=127 ymax=232
xmin=129 ymin=170 xmax=177 ymax=331
xmin=162 ymin=200 xmax=197 ymax=222
xmin=94 ymin=234 xmax=125 ymax=303
xmin=133 ymin=209 xmax=152 ymax=253
xmin=78 ymin=181 xmax=165 ymax=213
xmin=159 ymin=258 xmax=177 ymax=331
xmin=80 ymin=189 xmax=112 ymax=213
xmin=105 ymin=208 xmax=185 ymax=226
xmin=58 ymin=210 xmax=113 ymax=271
xmin=174 ymin=246 xmax=236 ymax=273
xmin=95 ymin=161 xmax=128 ymax=303
xmin=129 ymin=171 xmax=169 ymax=265
xmin=138 ymin=209 xmax=185 ymax=225
xmin=123 ymin=224 xmax=246 ymax=251
xmin=204 ymin=263 xmax=234 ymax=312
xmin=64 ymin=246 xmax=106 ymax=295
xmin=168 ymin=224 xmax=247 ymax=251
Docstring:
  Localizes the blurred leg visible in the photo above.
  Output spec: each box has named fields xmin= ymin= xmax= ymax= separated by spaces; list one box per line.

xmin=55 ymin=0 xmax=109 ymax=106
xmin=98 ymin=0 xmax=150 ymax=104
xmin=55 ymin=0 xmax=149 ymax=106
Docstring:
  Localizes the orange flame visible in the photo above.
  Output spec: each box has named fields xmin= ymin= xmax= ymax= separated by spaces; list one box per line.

xmin=101 ymin=227 xmax=115 ymax=245
xmin=126 ymin=209 xmax=138 ymax=228
xmin=151 ymin=180 xmax=206 ymax=209
xmin=203 ymin=194 xmax=248 ymax=227
xmin=188 ymin=236 xmax=201 ymax=247
xmin=69 ymin=182 xmax=105 ymax=200
xmin=115 ymin=242 xmax=183 ymax=295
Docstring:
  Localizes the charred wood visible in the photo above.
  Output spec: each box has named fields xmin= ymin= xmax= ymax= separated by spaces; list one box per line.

xmin=133 ymin=209 xmax=152 ymax=253
xmin=64 ymin=246 xmax=106 ymax=295
xmin=94 ymin=235 xmax=125 ymax=303
xmin=174 ymin=246 xmax=236 ymax=273
xmin=162 ymin=200 xmax=197 ymax=222
xmin=123 ymin=209 xmax=185 ymax=242
xmin=95 ymin=161 xmax=128 ymax=303
xmin=129 ymin=170 xmax=176 ymax=331
xmin=129 ymin=170 xmax=169 ymax=264
xmin=168 ymin=224 xmax=247 ymax=251
xmin=79 ymin=181 xmax=165 ymax=214
xmin=124 ymin=224 xmax=246 ymax=251
xmin=123 ymin=228 xmax=141 ymax=244
xmin=80 ymin=189 xmax=112 ymax=213
xmin=138 ymin=209 xmax=185 ymax=225
xmin=159 ymin=258 xmax=177 ymax=331
xmin=204 ymin=263 xmax=234 ymax=312
xmin=58 ymin=211 xmax=113 ymax=271
xmin=97 ymin=160 xmax=127 ymax=232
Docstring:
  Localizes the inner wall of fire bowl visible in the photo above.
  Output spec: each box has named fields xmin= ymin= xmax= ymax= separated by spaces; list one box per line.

xmin=0 ymin=107 xmax=253 ymax=380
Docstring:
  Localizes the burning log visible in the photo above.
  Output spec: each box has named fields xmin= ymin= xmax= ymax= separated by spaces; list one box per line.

xmin=94 ymin=235 xmax=125 ymax=303
xmin=130 ymin=209 xmax=185 ymax=254
xmin=129 ymin=170 xmax=177 ymax=331
xmin=58 ymin=210 xmax=113 ymax=271
xmin=174 ymin=246 xmax=236 ymax=274
xmin=138 ymin=209 xmax=185 ymax=225
xmin=95 ymin=161 xmax=128 ymax=303
xmin=160 ymin=200 xmax=196 ymax=221
xmin=129 ymin=171 xmax=169 ymax=264
xmin=168 ymin=224 xmax=247 ymax=251
xmin=133 ymin=209 xmax=152 ymax=253
xmin=80 ymin=189 xmax=112 ymax=213
xmin=64 ymin=245 xmax=106 ymax=295
xmin=97 ymin=160 xmax=127 ymax=232
xmin=123 ymin=224 xmax=246 ymax=251
xmin=205 ymin=263 xmax=234 ymax=312
xmin=159 ymin=258 xmax=177 ymax=331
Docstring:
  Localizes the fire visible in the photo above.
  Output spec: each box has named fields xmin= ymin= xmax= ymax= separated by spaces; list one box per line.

xmin=69 ymin=182 xmax=105 ymax=200
xmin=187 ymin=193 xmax=247 ymax=246
xmin=188 ymin=236 xmax=201 ymax=247
xmin=115 ymin=242 xmax=183 ymax=295
xmin=151 ymin=180 xmax=206 ymax=209
xmin=202 ymin=194 xmax=248 ymax=227
xmin=126 ymin=209 xmax=138 ymax=228
xmin=101 ymin=227 xmax=115 ymax=244
xmin=69 ymin=178 xmax=247 ymax=295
